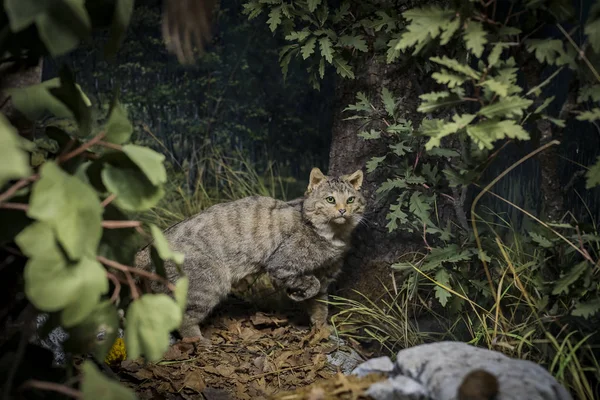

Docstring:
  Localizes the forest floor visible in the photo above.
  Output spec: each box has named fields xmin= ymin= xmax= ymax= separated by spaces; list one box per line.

xmin=112 ymin=298 xmax=381 ymax=400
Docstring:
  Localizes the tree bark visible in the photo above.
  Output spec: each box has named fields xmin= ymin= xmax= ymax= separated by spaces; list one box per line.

xmin=328 ymin=57 xmax=423 ymax=301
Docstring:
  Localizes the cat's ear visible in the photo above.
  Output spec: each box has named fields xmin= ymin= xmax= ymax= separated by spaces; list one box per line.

xmin=343 ymin=169 xmax=363 ymax=190
xmin=307 ymin=167 xmax=327 ymax=193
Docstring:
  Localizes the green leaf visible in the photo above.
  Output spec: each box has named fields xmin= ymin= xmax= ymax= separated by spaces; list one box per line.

xmin=358 ymin=129 xmax=381 ymax=140
xmin=396 ymin=6 xmax=456 ymax=54
xmin=318 ymin=58 xmax=325 ymax=78
xmin=478 ymin=96 xmax=533 ymax=119
xmin=338 ymin=35 xmax=368 ymax=52
xmin=174 ymin=276 xmax=189 ymax=312
xmin=481 ymin=78 xmax=511 ymax=97
xmin=60 ymin=256 xmax=110 ymax=327
xmin=571 ymin=298 xmax=600 ymax=319
xmin=301 ymin=36 xmax=317 ymax=59
xmin=390 ymin=141 xmax=411 ymax=156
xmin=431 ymin=69 xmax=467 ymax=88
xmin=529 ymin=232 xmax=553 ymax=248
xmin=434 ymin=269 xmax=452 ymax=307
xmin=332 ymin=56 xmax=354 ymax=79
xmin=409 ymin=192 xmax=433 ymax=225
xmin=319 ymin=37 xmax=334 ymax=63
xmin=48 ymin=67 xmax=93 ymax=136
xmin=488 ymin=43 xmax=510 ymax=67
xmin=552 ymin=261 xmax=589 ymax=295
xmin=424 ymin=114 xmax=476 ymax=150
xmin=344 ymin=92 xmax=371 ymax=113
xmin=418 ymin=92 xmax=464 ymax=113
xmin=105 ymin=0 xmax=134 ymax=58
xmin=33 ymin=0 xmax=92 ymax=56
xmin=4 ymin=0 xmax=48 ymax=31
xmin=81 ymin=360 xmax=136 ymax=400
xmin=105 ymin=96 xmax=133 ymax=144
xmin=422 ymin=244 xmax=473 ymax=271
xmin=150 ymin=224 xmax=185 ymax=265
xmin=308 ymin=0 xmax=322 ymax=12
xmin=366 ymin=156 xmax=386 ymax=173
xmin=576 ymin=108 xmax=600 ymax=122
xmin=463 ymin=21 xmax=487 ymax=58
xmin=6 ymin=78 xmax=91 ymax=123
xmin=381 ymin=87 xmax=396 ymax=117
xmin=0 ymin=115 xmax=32 ymax=187
xmin=534 ymin=96 xmax=555 ymax=114
xmin=585 ymin=156 xmax=600 ymax=189
xmin=525 ymin=39 xmax=568 ymax=65
xmin=466 ymin=119 xmax=530 ymax=150
xmin=101 ymin=164 xmax=165 ymax=212
xmin=577 ymin=85 xmax=600 ymax=102
xmin=125 ymin=294 xmax=182 ymax=362
xmin=427 ymin=147 xmax=460 ymax=158
xmin=386 ymin=201 xmax=409 ymax=232
xmin=16 ymin=222 xmax=107 ymax=323
xmin=267 ymin=6 xmax=282 ymax=32
xmin=28 ymin=162 xmax=103 ymax=260
xmin=430 ymin=56 xmax=481 ymax=80
xmin=584 ymin=2 xmax=600 ymax=53
xmin=122 ymin=145 xmax=167 ymax=185
xmin=285 ymin=30 xmax=310 ymax=42
xmin=64 ymin=300 xmax=119 ymax=361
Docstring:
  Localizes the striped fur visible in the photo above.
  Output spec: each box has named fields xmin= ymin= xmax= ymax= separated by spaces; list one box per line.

xmin=135 ymin=168 xmax=365 ymax=341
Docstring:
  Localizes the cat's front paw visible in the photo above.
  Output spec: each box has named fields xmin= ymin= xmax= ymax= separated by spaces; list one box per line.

xmin=286 ymin=275 xmax=320 ymax=301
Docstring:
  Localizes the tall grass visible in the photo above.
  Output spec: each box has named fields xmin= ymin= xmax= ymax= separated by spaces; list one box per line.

xmin=137 ymin=148 xmax=290 ymax=229
xmin=329 ymin=196 xmax=599 ymax=398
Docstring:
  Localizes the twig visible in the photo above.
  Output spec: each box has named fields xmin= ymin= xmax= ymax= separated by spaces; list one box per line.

xmin=557 ymin=23 xmax=600 ymax=82
xmin=101 ymin=194 xmax=117 ymax=207
xmin=102 ymin=220 xmax=141 ymax=229
xmin=0 ymin=175 xmax=38 ymax=204
xmin=106 ymin=272 xmax=122 ymax=303
xmin=97 ymin=256 xmax=176 ymax=292
xmin=0 ymin=202 xmax=28 ymax=211
xmin=247 ymin=363 xmax=313 ymax=379
xmin=19 ymin=380 xmax=82 ymax=399
xmin=56 ymin=131 xmax=106 ymax=164
xmin=97 ymin=140 xmax=123 ymax=151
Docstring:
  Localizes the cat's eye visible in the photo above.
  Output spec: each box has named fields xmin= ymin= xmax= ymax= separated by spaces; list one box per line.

xmin=347 ymin=196 xmax=355 ymax=204
xmin=325 ymin=196 xmax=336 ymax=204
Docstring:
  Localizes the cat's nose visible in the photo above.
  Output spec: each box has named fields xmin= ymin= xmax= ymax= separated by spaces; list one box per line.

xmin=338 ymin=209 xmax=346 ymax=215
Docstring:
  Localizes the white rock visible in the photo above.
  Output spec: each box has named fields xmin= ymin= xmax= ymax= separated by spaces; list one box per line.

xmin=365 ymin=375 xmax=430 ymax=400
xmin=352 ymin=356 xmax=395 ymax=377
xmin=393 ymin=341 xmax=572 ymax=400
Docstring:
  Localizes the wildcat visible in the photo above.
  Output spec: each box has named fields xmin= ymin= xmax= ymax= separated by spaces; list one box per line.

xmin=134 ymin=167 xmax=365 ymax=343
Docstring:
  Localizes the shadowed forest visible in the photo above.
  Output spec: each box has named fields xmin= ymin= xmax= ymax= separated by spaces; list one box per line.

xmin=1 ymin=0 xmax=600 ymax=399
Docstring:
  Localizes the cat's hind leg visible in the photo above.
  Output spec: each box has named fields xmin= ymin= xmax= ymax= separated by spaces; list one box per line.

xmin=178 ymin=268 xmax=231 ymax=347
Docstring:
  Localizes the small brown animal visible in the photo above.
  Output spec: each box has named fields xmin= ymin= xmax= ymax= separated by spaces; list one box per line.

xmin=458 ymin=369 xmax=499 ymax=400
xmin=135 ymin=167 xmax=365 ymax=343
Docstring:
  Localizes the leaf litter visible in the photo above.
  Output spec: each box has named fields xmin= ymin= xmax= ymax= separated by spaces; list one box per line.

xmin=113 ymin=304 xmax=380 ymax=400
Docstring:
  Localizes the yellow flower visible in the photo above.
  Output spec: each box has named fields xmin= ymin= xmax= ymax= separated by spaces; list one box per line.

xmin=104 ymin=337 xmax=127 ymax=366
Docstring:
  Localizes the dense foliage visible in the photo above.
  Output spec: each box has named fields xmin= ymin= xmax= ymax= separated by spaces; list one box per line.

xmin=0 ymin=1 xmax=191 ymax=397
xmin=244 ymin=0 xmax=600 ymax=397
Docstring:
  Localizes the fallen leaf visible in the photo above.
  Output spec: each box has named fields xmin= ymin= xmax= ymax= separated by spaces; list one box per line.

xmin=183 ymin=369 xmax=206 ymax=393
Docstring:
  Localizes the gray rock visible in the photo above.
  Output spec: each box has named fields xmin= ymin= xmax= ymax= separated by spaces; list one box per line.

xmin=326 ymin=348 xmax=364 ymax=375
xmin=393 ymin=341 xmax=572 ymax=400
xmin=352 ymin=356 xmax=395 ymax=377
xmin=365 ymin=375 xmax=430 ymax=400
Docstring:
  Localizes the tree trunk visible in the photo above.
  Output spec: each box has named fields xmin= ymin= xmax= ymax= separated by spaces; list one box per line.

xmin=328 ymin=57 xmax=423 ymax=301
